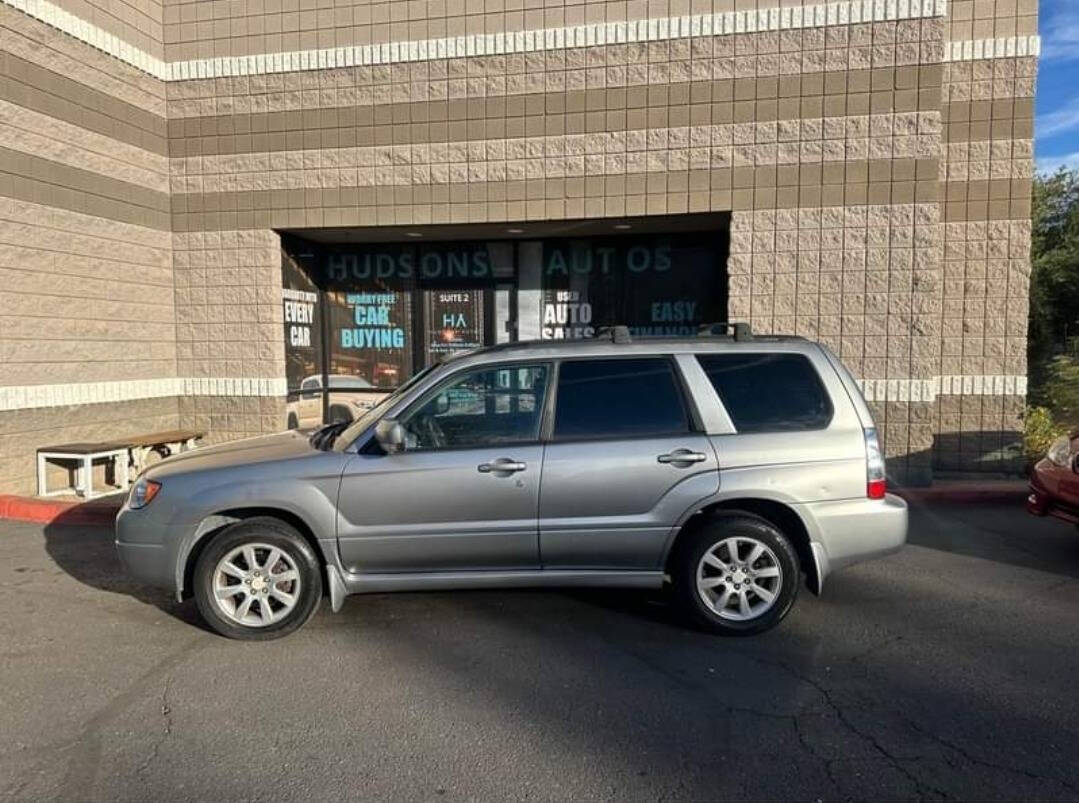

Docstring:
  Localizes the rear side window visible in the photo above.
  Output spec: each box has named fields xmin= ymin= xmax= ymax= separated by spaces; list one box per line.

xmin=554 ymin=358 xmax=690 ymax=440
xmin=697 ymin=353 xmax=833 ymax=433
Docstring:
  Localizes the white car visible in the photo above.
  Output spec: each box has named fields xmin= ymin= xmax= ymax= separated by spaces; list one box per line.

xmin=286 ymin=375 xmax=386 ymax=429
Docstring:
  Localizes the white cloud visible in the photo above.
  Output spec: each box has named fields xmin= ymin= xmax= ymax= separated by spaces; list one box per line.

xmin=1036 ymin=151 xmax=1079 ymax=175
xmin=1041 ymin=19 xmax=1079 ymax=62
xmin=1037 ymin=95 xmax=1079 ymax=138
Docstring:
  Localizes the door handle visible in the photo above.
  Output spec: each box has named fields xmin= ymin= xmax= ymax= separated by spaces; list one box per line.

xmin=657 ymin=450 xmax=708 ymax=465
xmin=478 ymin=458 xmax=527 ymax=474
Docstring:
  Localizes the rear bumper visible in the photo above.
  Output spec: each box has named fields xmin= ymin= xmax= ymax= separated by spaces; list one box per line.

xmin=797 ymin=493 xmax=908 ymax=586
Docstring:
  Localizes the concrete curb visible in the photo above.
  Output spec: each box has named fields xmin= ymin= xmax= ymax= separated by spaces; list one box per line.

xmin=0 ymin=495 xmax=121 ymax=526
xmin=893 ymin=480 xmax=1029 ymax=505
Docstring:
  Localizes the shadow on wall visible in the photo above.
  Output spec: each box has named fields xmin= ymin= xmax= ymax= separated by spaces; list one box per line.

xmin=874 ymin=428 xmax=1024 ymax=488
xmin=931 ymin=429 xmax=1025 ymax=476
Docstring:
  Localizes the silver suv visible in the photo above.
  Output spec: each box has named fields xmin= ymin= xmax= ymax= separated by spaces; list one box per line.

xmin=116 ymin=324 xmax=907 ymax=640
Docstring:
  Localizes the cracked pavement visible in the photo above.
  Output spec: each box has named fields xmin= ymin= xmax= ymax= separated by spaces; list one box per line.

xmin=1 ymin=499 xmax=1078 ymax=801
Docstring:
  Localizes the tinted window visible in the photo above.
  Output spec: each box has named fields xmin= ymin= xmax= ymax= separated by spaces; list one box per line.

xmin=553 ymin=358 xmax=690 ymax=439
xmin=400 ymin=364 xmax=549 ymax=450
xmin=697 ymin=353 xmax=833 ymax=433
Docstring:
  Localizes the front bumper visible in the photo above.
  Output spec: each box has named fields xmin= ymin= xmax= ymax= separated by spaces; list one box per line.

xmin=797 ymin=493 xmax=908 ymax=585
xmin=115 ymin=505 xmax=180 ymax=590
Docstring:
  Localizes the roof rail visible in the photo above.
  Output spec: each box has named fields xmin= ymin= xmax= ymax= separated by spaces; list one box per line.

xmin=594 ymin=325 xmax=633 ymax=344
xmin=697 ymin=322 xmax=753 ymax=342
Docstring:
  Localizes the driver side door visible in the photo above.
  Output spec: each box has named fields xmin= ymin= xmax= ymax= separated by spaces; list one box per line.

xmin=335 ymin=363 xmax=551 ymax=574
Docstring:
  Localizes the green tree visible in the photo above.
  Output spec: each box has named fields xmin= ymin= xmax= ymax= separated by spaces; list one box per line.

xmin=1030 ymin=168 xmax=1079 ymax=362
xmin=1029 ymin=168 xmax=1079 ymax=426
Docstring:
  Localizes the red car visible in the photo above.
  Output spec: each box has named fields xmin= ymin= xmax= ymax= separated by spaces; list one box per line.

xmin=1028 ymin=431 xmax=1079 ymax=526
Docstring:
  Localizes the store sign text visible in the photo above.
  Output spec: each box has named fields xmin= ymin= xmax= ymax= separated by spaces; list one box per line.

xmin=544 ymin=245 xmax=671 ymax=275
xmin=283 ymin=288 xmax=317 ymax=348
xmin=326 ymin=250 xmax=491 ymax=282
xmin=542 ymin=291 xmax=594 ymax=339
xmin=340 ymin=293 xmax=406 ymax=350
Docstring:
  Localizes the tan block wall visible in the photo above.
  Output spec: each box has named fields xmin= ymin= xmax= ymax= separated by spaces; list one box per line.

xmin=162 ymin=15 xmax=953 ymax=482
xmin=946 ymin=0 xmax=1038 ymax=40
xmin=0 ymin=7 xmax=177 ymax=495
xmin=0 ymin=198 xmax=175 ymax=386
xmin=0 ymin=0 xmax=1041 ymax=493
xmin=934 ymin=51 xmax=1035 ymax=473
xmin=54 ymin=0 xmax=165 ymax=58
xmin=162 ymin=0 xmax=841 ymax=62
xmin=173 ymin=228 xmax=287 ymax=440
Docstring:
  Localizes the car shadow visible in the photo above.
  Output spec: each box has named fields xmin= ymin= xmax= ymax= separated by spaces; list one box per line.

xmin=904 ymin=498 xmax=1079 ymax=580
xmin=41 ymin=510 xmax=211 ymax=632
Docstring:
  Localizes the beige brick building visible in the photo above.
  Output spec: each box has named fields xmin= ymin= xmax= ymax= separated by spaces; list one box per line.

xmin=0 ymin=0 xmax=1038 ymax=494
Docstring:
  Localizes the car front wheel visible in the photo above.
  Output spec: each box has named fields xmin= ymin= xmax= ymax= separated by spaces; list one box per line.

xmin=193 ymin=517 xmax=323 ymax=640
xmin=673 ymin=513 xmax=799 ymax=636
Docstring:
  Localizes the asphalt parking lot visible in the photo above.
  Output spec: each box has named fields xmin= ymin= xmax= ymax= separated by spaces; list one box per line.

xmin=2 ymin=499 xmax=1079 ymax=802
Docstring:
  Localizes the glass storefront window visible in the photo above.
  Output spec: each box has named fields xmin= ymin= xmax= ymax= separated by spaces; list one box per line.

xmin=280 ymin=225 xmax=727 ymax=429
xmin=281 ymin=249 xmax=323 ymax=395
xmin=326 ymin=287 xmax=414 ymax=390
xmin=539 ymin=234 xmax=724 ymax=339
xmin=424 ymin=289 xmax=486 ymax=364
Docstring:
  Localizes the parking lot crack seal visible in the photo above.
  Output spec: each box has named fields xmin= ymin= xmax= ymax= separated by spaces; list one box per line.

xmin=901 ymin=716 xmax=1079 ymax=795
xmin=742 ymin=653 xmax=952 ymax=801
xmin=136 ymin=675 xmax=174 ymax=776
xmin=52 ymin=637 xmax=203 ymax=801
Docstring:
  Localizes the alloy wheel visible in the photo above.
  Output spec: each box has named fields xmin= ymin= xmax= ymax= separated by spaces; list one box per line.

xmin=695 ymin=536 xmax=783 ymax=621
xmin=211 ymin=542 xmax=302 ymax=627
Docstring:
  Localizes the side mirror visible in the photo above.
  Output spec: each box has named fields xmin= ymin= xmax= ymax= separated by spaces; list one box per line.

xmin=374 ymin=418 xmax=406 ymax=454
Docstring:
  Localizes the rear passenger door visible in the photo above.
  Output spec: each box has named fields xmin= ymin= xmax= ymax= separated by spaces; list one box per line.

xmin=538 ymin=357 xmax=719 ymax=570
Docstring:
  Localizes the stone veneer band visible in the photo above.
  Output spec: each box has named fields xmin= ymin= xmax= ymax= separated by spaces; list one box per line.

xmin=0 ymin=0 xmax=1039 ymax=82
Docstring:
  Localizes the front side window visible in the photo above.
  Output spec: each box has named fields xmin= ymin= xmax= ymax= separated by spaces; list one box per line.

xmin=553 ymin=358 xmax=690 ymax=440
xmin=399 ymin=364 xmax=550 ymax=450
xmin=697 ymin=353 xmax=833 ymax=433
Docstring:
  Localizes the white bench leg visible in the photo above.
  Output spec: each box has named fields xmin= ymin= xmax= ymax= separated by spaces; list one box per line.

xmin=37 ymin=455 xmax=48 ymax=496
xmin=117 ymin=451 xmax=131 ymax=492
xmin=78 ymin=456 xmax=92 ymax=498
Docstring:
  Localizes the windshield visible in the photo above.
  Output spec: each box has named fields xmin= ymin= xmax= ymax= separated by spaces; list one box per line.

xmin=331 ymin=365 xmax=438 ymax=451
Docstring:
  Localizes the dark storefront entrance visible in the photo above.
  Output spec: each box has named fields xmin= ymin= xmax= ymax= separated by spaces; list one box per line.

xmin=280 ymin=214 xmax=730 ymax=428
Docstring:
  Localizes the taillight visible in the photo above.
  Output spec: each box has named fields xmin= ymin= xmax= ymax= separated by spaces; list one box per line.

xmin=865 ymin=428 xmax=886 ymax=499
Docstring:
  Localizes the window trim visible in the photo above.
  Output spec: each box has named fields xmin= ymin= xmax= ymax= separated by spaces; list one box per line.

xmin=695 ymin=352 xmax=835 ymax=434
xmin=394 ymin=359 xmax=554 ymax=453
xmin=545 ymin=355 xmax=698 ymax=445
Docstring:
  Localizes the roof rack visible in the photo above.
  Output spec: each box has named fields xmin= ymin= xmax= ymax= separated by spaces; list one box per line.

xmin=697 ymin=322 xmax=753 ymax=342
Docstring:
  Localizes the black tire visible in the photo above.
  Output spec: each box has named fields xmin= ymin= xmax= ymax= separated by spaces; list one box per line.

xmin=193 ymin=517 xmax=323 ymax=641
xmin=672 ymin=512 xmax=800 ymax=636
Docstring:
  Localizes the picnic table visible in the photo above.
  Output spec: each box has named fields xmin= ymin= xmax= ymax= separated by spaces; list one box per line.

xmin=37 ymin=429 xmax=203 ymax=499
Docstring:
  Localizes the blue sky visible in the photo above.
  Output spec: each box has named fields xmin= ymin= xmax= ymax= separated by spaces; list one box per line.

xmin=1036 ymin=0 xmax=1079 ymax=173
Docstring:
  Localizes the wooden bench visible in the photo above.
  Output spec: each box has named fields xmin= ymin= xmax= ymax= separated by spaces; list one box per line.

xmin=124 ymin=429 xmax=203 ymax=478
xmin=37 ymin=429 xmax=203 ymax=499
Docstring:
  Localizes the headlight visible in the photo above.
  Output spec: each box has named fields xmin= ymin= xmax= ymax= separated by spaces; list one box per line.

xmin=1047 ymin=436 xmax=1073 ymax=467
xmin=128 ymin=477 xmax=162 ymax=509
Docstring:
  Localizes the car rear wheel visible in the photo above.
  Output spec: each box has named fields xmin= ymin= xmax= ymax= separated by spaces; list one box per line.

xmin=193 ymin=517 xmax=323 ymax=640
xmin=673 ymin=513 xmax=799 ymax=636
